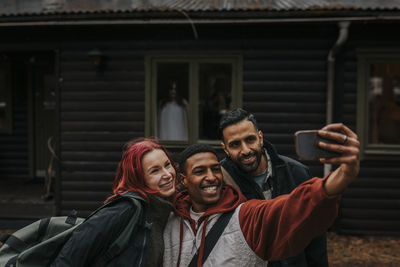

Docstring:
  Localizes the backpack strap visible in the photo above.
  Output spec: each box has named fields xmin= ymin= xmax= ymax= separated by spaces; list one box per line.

xmin=188 ymin=209 xmax=235 ymax=267
xmin=91 ymin=192 xmax=151 ymax=267
xmin=0 ymin=233 xmax=10 ymax=244
xmin=0 ymin=234 xmax=27 ymax=253
xmin=132 ymin=198 xmax=152 ymax=267
xmin=37 ymin=217 xmax=50 ymax=240
xmin=0 ymin=216 xmax=50 ymax=253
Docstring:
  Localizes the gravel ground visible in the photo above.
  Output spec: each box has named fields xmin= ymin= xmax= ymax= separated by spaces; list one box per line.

xmin=1 ymin=229 xmax=399 ymax=266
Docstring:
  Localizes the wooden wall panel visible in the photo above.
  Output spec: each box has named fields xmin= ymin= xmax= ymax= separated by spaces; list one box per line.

xmin=0 ymin=97 xmax=29 ymax=177
xmin=336 ymin=44 xmax=400 ymax=235
xmin=243 ymin=38 xmax=334 ymax=178
xmin=59 ymin=47 xmax=145 ymax=215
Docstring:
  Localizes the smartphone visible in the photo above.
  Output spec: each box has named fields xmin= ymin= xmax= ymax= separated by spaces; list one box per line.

xmin=294 ymin=130 xmax=340 ymax=160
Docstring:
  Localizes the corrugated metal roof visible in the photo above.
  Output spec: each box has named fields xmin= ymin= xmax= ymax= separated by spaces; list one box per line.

xmin=1 ymin=0 xmax=400 ymax=17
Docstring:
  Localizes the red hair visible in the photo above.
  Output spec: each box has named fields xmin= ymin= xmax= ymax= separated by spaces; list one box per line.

xmin=105 ymin=138 xmax=176 ymax=203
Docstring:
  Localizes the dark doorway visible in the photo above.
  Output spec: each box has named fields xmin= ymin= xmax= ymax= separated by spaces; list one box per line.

xmin=0 ymin=52 xmax=56 ymax=220
xmin=29 ymin=54 xmax=57 ymax=179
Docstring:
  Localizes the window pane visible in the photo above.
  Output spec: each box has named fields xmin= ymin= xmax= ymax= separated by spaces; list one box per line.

xmin=198 ymin=63 xmax=232 ymax=140
xmin=156 ymin=63 xmax=189 ymax=141
xmin=369 ymin=63 xmax=400 ymax=144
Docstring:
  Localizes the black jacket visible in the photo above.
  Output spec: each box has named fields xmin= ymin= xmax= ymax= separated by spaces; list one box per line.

xmin=51 ymin=194 xmax=172 ymax=267
xmin=221 ymin=139 xmax=329 ymax=267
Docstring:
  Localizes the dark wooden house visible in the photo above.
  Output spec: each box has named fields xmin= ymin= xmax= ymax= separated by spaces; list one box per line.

xmin=0 ymin=0 xmax=399 ymax=235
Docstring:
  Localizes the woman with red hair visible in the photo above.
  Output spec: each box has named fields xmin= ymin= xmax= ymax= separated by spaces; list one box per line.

xmin=51 ymin=138 xmax=177 ymax=267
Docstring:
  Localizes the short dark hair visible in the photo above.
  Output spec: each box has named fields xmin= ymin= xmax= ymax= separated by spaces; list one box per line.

xmin=178 ymin=144 xmax=219 ymax=175
xmin=219 ymin=108 xmax=259 ymax=140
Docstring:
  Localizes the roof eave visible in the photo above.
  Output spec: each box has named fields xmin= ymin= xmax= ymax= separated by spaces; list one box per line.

xmin=1 ymin=10 xmax=400 ymax=26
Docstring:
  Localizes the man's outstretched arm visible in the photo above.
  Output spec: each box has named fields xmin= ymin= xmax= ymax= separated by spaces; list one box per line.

xmin=239 ymin=123 xmax=360 ymax=262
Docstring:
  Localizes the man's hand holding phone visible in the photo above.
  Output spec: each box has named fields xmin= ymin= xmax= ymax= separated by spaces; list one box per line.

xmin=295 ymin=130 xmax=340 ymax=160
xmin=296 ymin=123 xmax=360 ymax=195
xmin=317 ymin=123 xmax=360 ymax=182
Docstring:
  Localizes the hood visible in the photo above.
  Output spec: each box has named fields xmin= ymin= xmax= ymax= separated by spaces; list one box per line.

xmin=173 ymin=185 xmax=247 ymax=267
xmin=173 ymin=184 xmax=247 ymax=221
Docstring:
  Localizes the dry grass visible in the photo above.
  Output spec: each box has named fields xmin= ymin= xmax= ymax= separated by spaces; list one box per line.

xmin=327 ymin=232 xmax=400 ymax=267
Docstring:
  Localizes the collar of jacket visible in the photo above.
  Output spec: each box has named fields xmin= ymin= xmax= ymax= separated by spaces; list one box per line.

xmin=220 ymin=138 xmax=288 ymax=199
xmin=263 ymin=139 xmax=285 ymax=168
xmin=172 ymin=184 xmax=246 ymax=224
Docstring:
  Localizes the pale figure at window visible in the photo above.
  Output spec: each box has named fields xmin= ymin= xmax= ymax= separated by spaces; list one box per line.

xmin=158 ymin=81 xmax=189 ymax=141
xmin=369 ymin=73 xmax=400 ymax=144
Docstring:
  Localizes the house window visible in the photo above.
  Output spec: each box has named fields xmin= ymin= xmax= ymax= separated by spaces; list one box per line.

xmin=357 ymin=50 xmax=400 ymax=156
xmin=146 ymin=53 xmax=242 ymax=145
xmin=0 ymin=55 xmax=12 ymax=134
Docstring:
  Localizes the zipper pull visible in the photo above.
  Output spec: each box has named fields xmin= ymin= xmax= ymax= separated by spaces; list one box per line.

xmin=191 ymin=238 xmax=197 ymax=254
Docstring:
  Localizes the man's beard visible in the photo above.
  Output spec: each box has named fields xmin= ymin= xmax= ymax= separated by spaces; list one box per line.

xmin=237 ymin=148 xmax=263 ymax=174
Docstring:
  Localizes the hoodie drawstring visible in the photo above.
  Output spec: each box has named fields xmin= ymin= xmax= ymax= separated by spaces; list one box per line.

xmin=197 ymin=216 xmax=209 ymax=267
xmin=176 ymin=217 xmax=184 ymax=267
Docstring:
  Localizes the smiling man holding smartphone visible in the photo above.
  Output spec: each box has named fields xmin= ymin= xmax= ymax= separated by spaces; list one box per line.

xmin=219 ymin=108 xmax=359 ymax=267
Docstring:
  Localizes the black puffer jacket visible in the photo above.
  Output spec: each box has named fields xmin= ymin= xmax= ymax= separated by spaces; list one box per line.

xmin=221 ymin=139 xmax=329 ymax=267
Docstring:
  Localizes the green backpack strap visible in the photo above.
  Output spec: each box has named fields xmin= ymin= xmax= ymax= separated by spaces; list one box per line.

xmin=1 ymin=234 xmax=28 ymax=253
xmin=0 ymin=213 xmax=82 ymax=267
xmin=0 ymin=216 xmax=50 ymax=253
xmin=90 ymin=192 xmax=149 ymax=267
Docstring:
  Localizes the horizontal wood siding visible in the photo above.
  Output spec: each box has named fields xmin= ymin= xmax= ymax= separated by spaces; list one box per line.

xmin=243 ymin=37 xmax=334 ymax=177
xmin=59 ymin=48 xmax=145 ymax=216
xmin=0 ymin=104 xmax=29 ymax=177
xmin=337 ymin=43 xmax=400 ymax=235
xmin=0 ymin=59 xmax=29 ymax=178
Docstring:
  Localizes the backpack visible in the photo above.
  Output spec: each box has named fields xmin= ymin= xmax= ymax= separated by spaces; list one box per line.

xmin=0 ymin=192 xmax=151 ymax=267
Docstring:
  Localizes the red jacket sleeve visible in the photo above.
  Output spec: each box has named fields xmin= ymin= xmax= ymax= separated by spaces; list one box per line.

xmin=238 ymin=176 xmax=340 ymax=261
